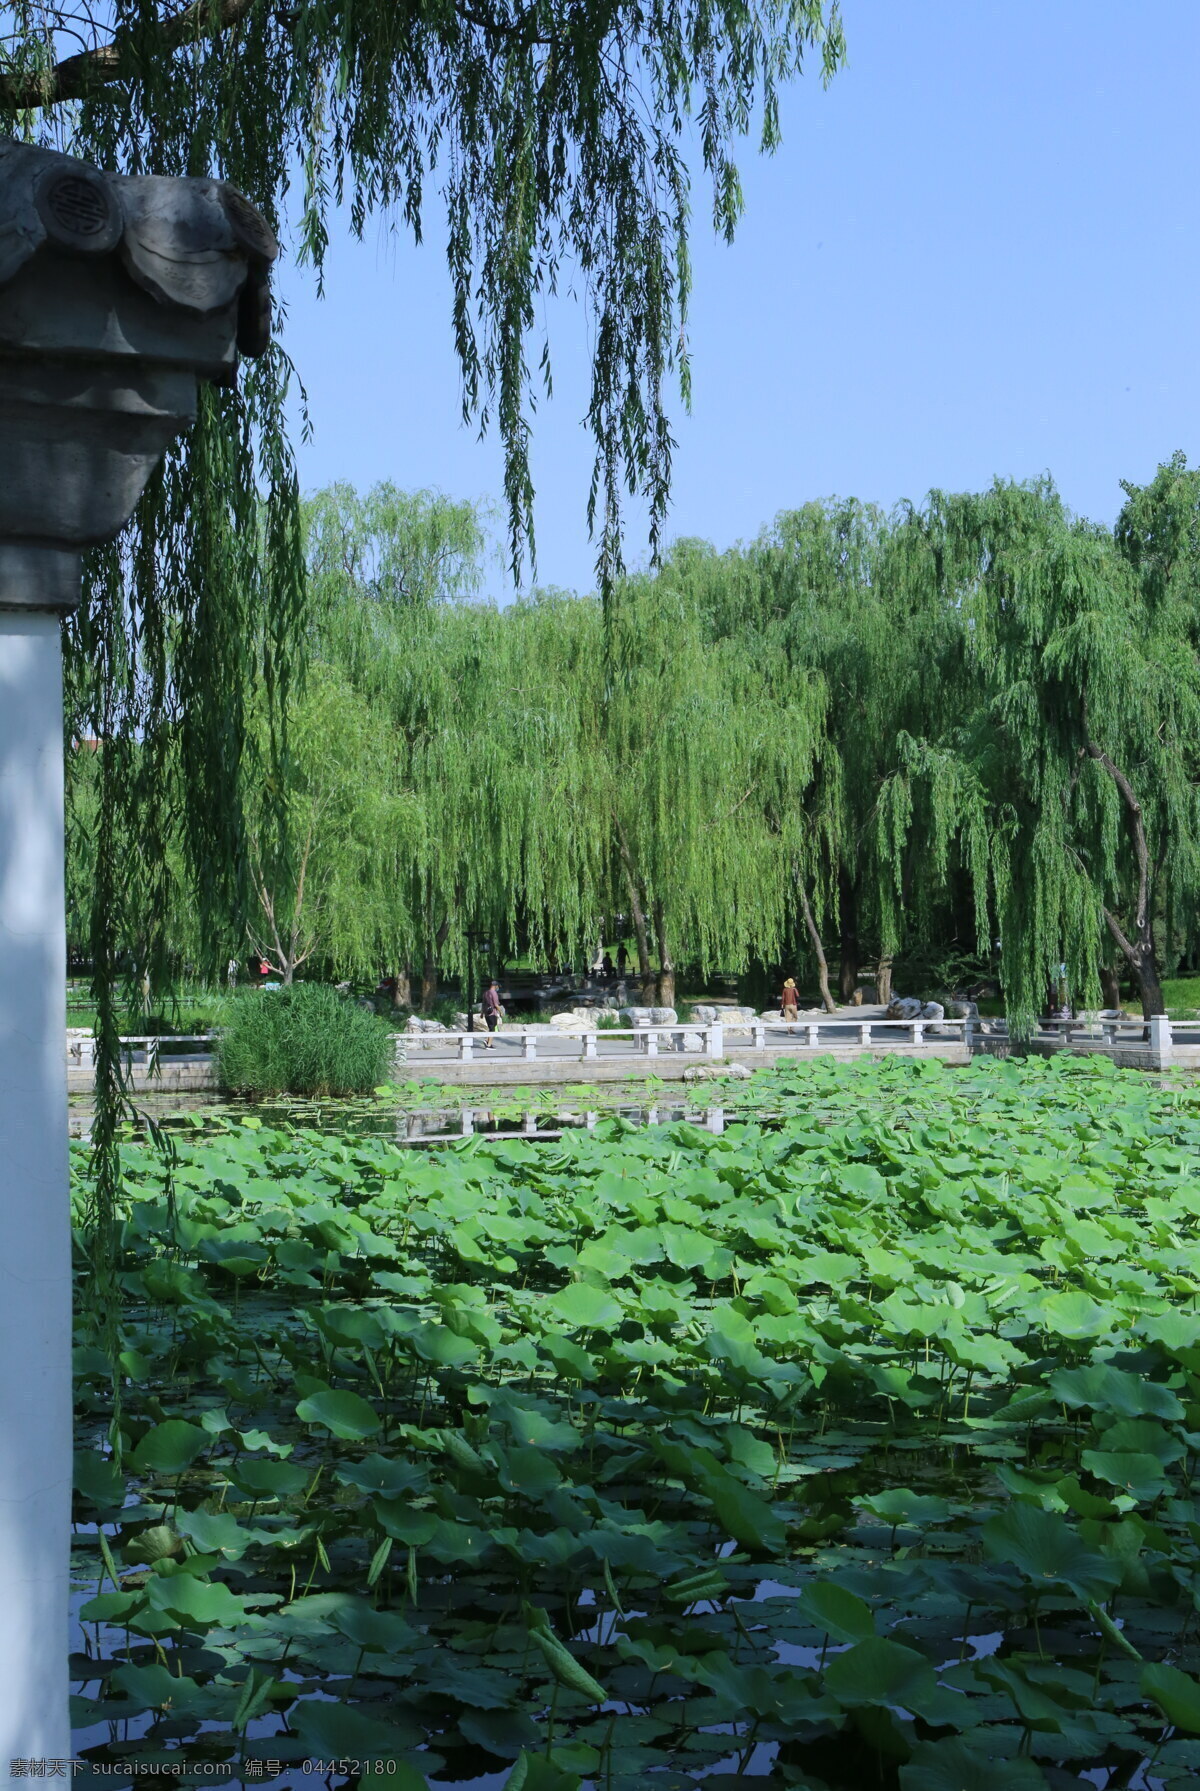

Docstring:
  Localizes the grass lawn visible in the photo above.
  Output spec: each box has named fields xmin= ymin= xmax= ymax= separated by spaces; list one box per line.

xmin=1163 ymin=976 xmax=1200 ymax=1018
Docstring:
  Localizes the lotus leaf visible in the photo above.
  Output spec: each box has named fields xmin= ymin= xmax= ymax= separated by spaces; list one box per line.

xmin=546 ymin=1281 xmax=623 ymax=1330
xmin=900 ymin=1737 xmax=1049 ymax=1789
xmin=295 ymin=1387 xmax=382 ymax=1438
xmin=793 ymin=1581 xmax=875 ymax=1642
xmin=982 ymin=1503 xmax=1121 ymax=1599
xmin=823 ymin=1636 xmax=940 ymax=1713
xmin=145 ymin=1572 xmax=252 ymax=1627
xmin=68 ymin=1058 xmax=1200 ymax=1784
xmin=289 ymin=1697 xmax=424 ymax=1760
xmin=129 ymin=1419 xmax=211 ymax=1474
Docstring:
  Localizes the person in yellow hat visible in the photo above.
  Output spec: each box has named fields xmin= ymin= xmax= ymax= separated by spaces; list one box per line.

xmin=780 ymin=978 xmax=800 ymax=1023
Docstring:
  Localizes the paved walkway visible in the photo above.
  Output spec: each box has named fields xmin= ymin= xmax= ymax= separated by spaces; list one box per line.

xmin=65 ymin=1012 xmax=1200 ymax=1095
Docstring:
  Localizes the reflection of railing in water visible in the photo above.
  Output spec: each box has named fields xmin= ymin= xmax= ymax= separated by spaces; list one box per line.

xmin=399 ymin=1096 xmax=727 ymax=1139
xmin=393 ymin=1104 xmax=728 ymax=1142
xmin=66 ymin=1100 xmax=733 ymax=1144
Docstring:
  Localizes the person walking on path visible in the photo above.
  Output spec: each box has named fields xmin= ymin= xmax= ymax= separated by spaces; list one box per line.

xmin=780 ymin=977 xmax=800 ymax=1022
xmin=481 ymin=979 xmax=503 ymax=1048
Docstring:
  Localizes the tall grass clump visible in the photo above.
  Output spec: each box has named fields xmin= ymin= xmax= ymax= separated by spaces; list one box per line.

xmin=217 ymin=984 xmax=394 ymax=1097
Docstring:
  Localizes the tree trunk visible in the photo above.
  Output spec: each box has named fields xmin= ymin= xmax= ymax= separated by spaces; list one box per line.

xmin=653 ymin=899 xmax=675 ymax=1009
xmin=421 ymin=915 xmax=451 ymax=1011
xmin=838 ymin=869 xmax=859 ymax=1002
xmin=1101 ymin=916 xmax=1164 ymax=1018
xmin=616 ymin=821 xmax=655 ymax=1002
xmin=1135 ymin=954 xmax=1166 ymax=1020
xmin=798 ymin=880 xmax=836 ymax=1014
xmin=1087 ymin=743 xmax=1166 ymax=1019
xmin=1099 ymin=963 xmax=1122 ymax=1010
xmin=877 ymin=954 xmax=893 ymax=1007
xmin=249 ymin=823 xmax=314 ymax=988
xmin=420 ymin=954 xmax=437 ymax=1011
xmin=393 ymin=967 xmax=412 ymax=1010
xmin=1131 ymin=947 xmax=1166 ymax=1016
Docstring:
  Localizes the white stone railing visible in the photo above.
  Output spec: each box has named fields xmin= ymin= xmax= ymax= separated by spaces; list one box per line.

xmin=392 ymin=1016 xmax=973 ymax=1062
xmin=982 ymin=1014 xmax=1175 ymax=1057
xmin=68 ymin=1033 xmax=215 ymax=1071
xmin=72 ymin=1013 xmax=1198 ymax=1075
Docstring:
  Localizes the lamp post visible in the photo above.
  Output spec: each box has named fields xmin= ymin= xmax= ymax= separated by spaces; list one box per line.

xmin=0 ymin=137 xmax=276 ymax=1763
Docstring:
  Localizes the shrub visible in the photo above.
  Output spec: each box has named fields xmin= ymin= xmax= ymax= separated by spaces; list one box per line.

xmin=216 ymin=983 xmax=395 ymax=1097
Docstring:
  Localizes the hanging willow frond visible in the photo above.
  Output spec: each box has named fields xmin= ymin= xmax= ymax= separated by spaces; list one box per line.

xmin=2 ymin=0 xmax=845 ymax=585
xmin=14 ymin=0 xmax=845 ymax=1376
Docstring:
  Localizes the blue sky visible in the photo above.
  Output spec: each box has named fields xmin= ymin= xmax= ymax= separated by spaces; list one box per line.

xmin=277 ymin=0 xmax=1200 ymax=596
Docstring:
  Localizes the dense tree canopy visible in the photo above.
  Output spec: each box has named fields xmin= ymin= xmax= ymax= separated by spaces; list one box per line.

xmin=23 ymin=0 xmax=848 ymax=1221
xmin=75 ymin=459 xmax=1200 ymax=1030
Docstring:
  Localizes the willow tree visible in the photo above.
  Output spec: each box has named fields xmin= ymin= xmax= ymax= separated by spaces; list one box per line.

xmin=307 ymin=508 xmax=608 ymax=1000
xmin=305 ymin=484 xmax=491 ymax=618
xmin=244 ymin=662 xmax=422 ymax=982
xmin=391 ymin=595 xmax=607 ymax=998
xmin=924 ymin=476 xmax=1200 ymax=1023
xmin=19 ymin=0 xmax=849 ymax=1350
xmin=601 ymin=558 xmax=832 ymax=1005
xmin=727 ymin=500 xmax=977 ymax=1002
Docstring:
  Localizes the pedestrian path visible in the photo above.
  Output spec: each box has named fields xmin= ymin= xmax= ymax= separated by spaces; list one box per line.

xmin=65 ymin=1010 xmax=1199 ymax=1093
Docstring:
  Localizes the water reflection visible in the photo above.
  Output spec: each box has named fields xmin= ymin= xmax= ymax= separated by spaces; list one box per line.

xmin=69 ymin=1095 xmax=731 ymax=1144
xmin=396 ymin=1103 xmax=725 ymax=1143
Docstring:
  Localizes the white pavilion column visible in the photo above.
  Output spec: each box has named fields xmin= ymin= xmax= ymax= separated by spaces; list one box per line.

xmin=0 ymin=605 xmax=73 ymax=1765
xmin=0 ymin=136 xmax=279 ymax=1779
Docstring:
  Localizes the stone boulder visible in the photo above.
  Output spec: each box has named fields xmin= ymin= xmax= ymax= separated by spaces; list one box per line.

xmin=550 ymin=1011 xmax=593 ymax=1036
xmin=684 ymin=1061 xmax=752 ymax=1082
xmin=885 ymin=996 xmax=924 ymax=1021
xmin=619 ymin=1006 xmax=677 ymax=1028
xmin=690 ymin=1004 xmax=756 ymax=1027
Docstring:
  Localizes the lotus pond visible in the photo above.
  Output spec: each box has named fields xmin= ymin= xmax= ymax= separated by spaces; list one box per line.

xmin=70 ymin=1054 xmax=1200 ymax=1789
